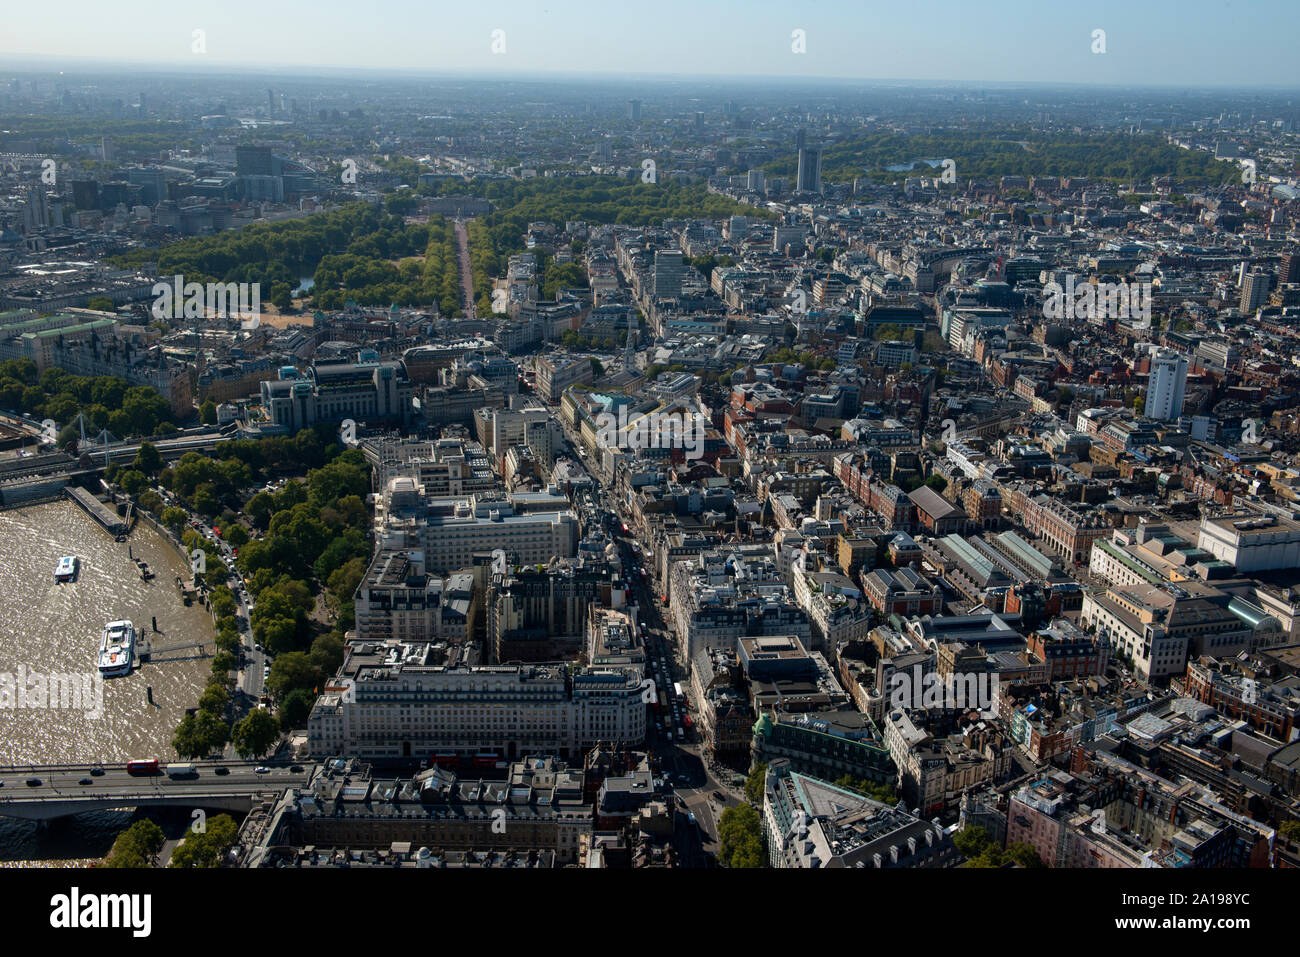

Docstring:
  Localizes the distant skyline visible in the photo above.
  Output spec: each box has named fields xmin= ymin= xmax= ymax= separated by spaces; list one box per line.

xmin=2 ymin=0 xmax=1299 ymax=89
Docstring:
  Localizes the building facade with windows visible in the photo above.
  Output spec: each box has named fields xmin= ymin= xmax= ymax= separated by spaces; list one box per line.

xmin=260 ymin=358 xmax=414 ymax=431
xmin=308 ymin=659 xmax=645 ymax=761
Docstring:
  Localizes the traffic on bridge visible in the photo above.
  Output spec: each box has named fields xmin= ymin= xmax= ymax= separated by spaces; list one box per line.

xmin=0 ymin=760 xmax=311 ymax=821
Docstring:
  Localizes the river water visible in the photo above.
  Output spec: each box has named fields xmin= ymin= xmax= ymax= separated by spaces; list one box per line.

xmin=0 ymin=500 xmax=215 ymax=861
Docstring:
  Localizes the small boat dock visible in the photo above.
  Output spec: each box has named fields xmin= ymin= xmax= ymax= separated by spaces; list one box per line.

xmin=175 ymin=574 xmax=198 ymax=605
xmin=136 ymin=638 xmax=212 ymax=665
xmin=65 ymin=487 xmax=127 ymax=536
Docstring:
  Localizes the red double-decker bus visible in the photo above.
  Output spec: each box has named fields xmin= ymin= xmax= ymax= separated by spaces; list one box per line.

xmin=125 ymin=759 xmax=159 ymax=776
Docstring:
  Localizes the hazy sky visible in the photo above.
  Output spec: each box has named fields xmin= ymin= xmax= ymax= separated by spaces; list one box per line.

xmin=3 ymin=0 xmax=1298 ymax=87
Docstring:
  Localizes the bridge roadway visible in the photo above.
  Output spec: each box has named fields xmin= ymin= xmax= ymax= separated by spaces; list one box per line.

xmin=108 ymin=431 xmax=236 ymax=463
xmin=0 ymin=427 xmax=237 ymax=484
xmin=0 ymin=760 xmax=311 ymax=821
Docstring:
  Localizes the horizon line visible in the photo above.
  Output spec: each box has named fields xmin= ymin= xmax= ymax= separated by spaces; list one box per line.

xmin=4 ymin=52 xmax=1300 ymax=93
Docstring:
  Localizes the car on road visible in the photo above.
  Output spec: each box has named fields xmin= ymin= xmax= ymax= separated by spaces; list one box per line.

xmin=254 ymin=766 xmax=271 ymax=774
xmin=290 ymin=765 xmax=303 ymax=773
xmin=78 ymin=778 xmax=93 ymax=786
xmin=214 ymin=767 xmax=230 ymax=775
xmin=25 ymin=777 xmax=41 ymax=787
xmin=89 ymin=767 xmax=105 ymax=776
xmin=713 ymin=790 xmax=726 ymax=801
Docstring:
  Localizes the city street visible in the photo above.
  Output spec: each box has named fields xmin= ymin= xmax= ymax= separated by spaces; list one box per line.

xmin=552 ymin=401 xmax=756 ymax=857
xmin=181 ymin=508 xmax=266 ymax=701
xmin=600 ymin=476 xmax=751 ymax=859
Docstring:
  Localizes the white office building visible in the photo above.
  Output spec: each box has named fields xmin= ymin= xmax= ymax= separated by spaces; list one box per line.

xmin=1197 ymin=514 xmax=1300 ymax=573
xmin=378 ymin=483 xmax=579 ymax=574
xmin=1144 ymin=350 xmax=1188 ymax=422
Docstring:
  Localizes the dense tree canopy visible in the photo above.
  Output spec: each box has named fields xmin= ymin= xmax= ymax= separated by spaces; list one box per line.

xmin=0 ymin=360 xmax=174 ymax=438
xmin=718 ymin=804 xmax=765 ymax=868
xmin=108 ymin=203 xmax=460 ymax=313
xmin=231 ymin=708 xmax=280 ymax=759
xmin=170 ymin=814 xmax=239 ymax=868
xmin=103 ymin=819 xmax=166 ymax=868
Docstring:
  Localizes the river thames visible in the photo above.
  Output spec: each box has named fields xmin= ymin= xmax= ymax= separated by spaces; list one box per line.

xmin=0 ymin=499 xmax=214 ymax=861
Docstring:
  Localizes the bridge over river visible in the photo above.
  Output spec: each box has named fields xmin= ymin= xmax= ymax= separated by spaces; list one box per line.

xmin=0 ymin=761 xmax=310 ymax=821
